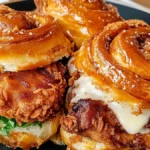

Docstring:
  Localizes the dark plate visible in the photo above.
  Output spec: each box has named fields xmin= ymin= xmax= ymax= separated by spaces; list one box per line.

xmin=0 ymin=0 xmax=150 ymax=149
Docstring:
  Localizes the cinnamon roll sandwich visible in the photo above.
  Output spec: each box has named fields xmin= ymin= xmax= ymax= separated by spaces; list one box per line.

xmin=34 ymin=0 xmax=122 ymax=48
xmin=0 ymin=5 xmax=72 ymax=149
xmin=60 ymin=20 xmax=150 ymax=150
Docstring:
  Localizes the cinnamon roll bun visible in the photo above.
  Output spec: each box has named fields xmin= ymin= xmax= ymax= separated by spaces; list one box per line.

xmin=0 ymin=5 xmax=72 ymax=149
xmin=0 ymin=5 xmax=72 ymax=72
xmin=34 ymin=0 xmax=122 ymax=48
xmin=61 ymin=20 xmax=150 ymax=150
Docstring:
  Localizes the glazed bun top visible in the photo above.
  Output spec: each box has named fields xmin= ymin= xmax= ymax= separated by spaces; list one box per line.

xmin=34 ymin=0 xmax=122 ymax=48
xmin=0 ymin=5 xmax=72 ymax=72
xmin=73 ymin=19 xmax=150 ymax=109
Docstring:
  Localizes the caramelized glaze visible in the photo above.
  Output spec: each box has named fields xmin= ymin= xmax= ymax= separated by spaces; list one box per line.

xmin=74 ymin=20 xmax=150 ymax=109
xmin=34 ymin=0 xmax=122 ymax=47
xmin=0 ymin=5 xmax=72 ymax=72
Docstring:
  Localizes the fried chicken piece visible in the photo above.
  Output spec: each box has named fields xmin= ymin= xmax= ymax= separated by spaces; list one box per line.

xmin=0 ymin=62 xmax=67 ymax=124
xmin=61 ymin=99 xmax=150 ymax=149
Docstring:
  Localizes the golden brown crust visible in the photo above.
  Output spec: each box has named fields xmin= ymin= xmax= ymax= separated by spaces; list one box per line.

xmin=0 ymin=5 xmax=72 ymax=72
xmin=0 ymin=132 xmax=43 ymax=149
xmin=60 ymin=127 xmax=113 ymax=150
xmin=61 ymin=128 xmax=136 ymax=150
xmin=0 ymin=62 xmax=66 ymax=124
xmin=73 ymin=19 xmax=150 ymax=109
xmin=34 ymin=0 xmax=122 ymax=47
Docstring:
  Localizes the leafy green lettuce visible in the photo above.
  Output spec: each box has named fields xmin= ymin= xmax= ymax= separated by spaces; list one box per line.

xmin=0 ymin=116 xmax=42 ymax=136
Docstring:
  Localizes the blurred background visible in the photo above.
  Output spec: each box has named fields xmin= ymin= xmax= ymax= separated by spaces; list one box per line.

xmin=107 ymin=0 xmax=150 ymax=13
xmin=133 ymin=0 xmax=150 ymax=8
xmin=0 ymin=0 xmax=149 ymax=13
xmin=0 ymin=0 xmax=150 ymax=9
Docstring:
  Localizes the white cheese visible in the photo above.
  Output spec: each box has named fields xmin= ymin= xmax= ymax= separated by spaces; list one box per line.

xmin=68 ymin=57 xmax=77 ymax=74
xmin=70 ymin=75 xmax=150 ymax=134
xmin=109 ymin=102 xmax=150 ymax=134
xmin=71 ymin=75 xmax=113 ymax=103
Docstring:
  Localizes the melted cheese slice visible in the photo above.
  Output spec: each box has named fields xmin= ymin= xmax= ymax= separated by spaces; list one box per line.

xmin=70 ymin=75 xmax=150 ymax=134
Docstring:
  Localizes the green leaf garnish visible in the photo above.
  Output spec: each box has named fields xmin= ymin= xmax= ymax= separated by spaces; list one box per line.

xmin=0 ymin=116 xmax=42 ymax=136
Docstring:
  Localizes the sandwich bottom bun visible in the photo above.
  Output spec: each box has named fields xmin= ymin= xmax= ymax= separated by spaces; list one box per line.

xmin=60 ymin=128 xmax=111 ymax=150
xmin=50 ymin=131 xmax=65 ymax=146
xmin=0 ymin=112 xmax=62 ymax=149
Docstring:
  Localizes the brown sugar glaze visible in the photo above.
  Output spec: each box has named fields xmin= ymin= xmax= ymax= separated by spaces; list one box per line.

xmin=34 ymin=0 xmax=122 ymax=47
xmin=74 ymin=20 xmax=150 ymax=110
xmin=0 ymin=5 xmax=72 ymax=72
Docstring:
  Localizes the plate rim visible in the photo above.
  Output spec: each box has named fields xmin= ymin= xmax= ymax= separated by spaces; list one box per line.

xmin=106 ymin=0 xmax=150 ymax=14
xmin=2 ymin=0 xmax=150 ymax=14
xmin=0 ymin=0 xmax=25 ymax=4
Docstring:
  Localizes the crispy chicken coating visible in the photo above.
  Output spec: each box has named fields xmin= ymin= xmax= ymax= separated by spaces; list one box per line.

xmin=0 ymin=62 xmax=67 ymax=124
xmin=62 ymin=99 xmax=150 ymax=149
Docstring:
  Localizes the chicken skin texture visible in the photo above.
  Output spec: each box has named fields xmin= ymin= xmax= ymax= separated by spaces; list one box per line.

xmin=0 ymin=62 xmax=67 ymax=124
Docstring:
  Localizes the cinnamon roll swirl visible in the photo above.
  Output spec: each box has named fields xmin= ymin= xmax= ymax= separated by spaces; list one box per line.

xmin=61 ymin=20 xmax=150 ymax=150
xmin=0 ymin=5 xmax=72 ymax=72
xmin=34 ymin=0 xmax=122 ymax=48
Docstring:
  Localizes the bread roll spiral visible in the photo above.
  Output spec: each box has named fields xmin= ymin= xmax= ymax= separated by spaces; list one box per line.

xmin=61 ymin=20 xmax=150 ymax=150
xmin=74 ymin=19 xmax=150 ymax=109
xmin=0 ymin=5 xmax=72 ymax=72
xmin=34 ymin=0 xmax=122 ymax=47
